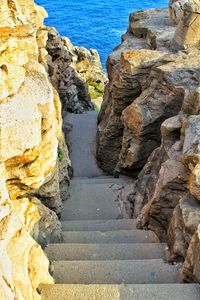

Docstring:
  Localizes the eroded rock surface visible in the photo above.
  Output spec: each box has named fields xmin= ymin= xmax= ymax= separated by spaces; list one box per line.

xmin=0 ymin=0 xmax=71 ymax=298
xmin=45 ymin=26 xmax=106 ymax=113
xmin=96 ymin=1 xmax=200 ymax=283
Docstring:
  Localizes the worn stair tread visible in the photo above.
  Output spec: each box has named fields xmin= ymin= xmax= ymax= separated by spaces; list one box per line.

xmin=40 ymin=284 xmax=200 ymax=300
xmin=45 ymin=243 xmax=166 ymax=261
xmin=71 ymin=177 xmax=129 ymax=185
xmin=61 ymin=230 xmax=159 ymax=244
xmin=51 ymin=259 xmax=181 ymax=284
xmin=61 ymin=219 xmax=137 ymax=231
xmin=61 ymin=183 xmax=122 ymax=220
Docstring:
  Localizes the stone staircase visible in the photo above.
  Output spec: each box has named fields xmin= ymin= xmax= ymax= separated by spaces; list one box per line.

xmin=40 ymin=112 xmax=200 ymax=299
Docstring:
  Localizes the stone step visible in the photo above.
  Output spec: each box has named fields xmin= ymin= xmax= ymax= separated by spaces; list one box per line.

xmin=61 ymin=219 xmax=137 ymax=231
xmin=61 ymin=183 xmax=121 ymax=220
xmin=71 ymin=177 xmax=128 ymax=185
xmin=61 ymin=230 xmax=159 ymax=244
xmin=50 ymin=259 xmax=181 ymax=284
xmin=40 ymin=284 xmax=200 ymax=300
xmin=45 ymin=243 xmax=166 ymax=261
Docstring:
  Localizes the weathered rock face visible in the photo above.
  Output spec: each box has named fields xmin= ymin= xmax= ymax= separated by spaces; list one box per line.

xmin=0 ymin=176 xmax=53 ymax=300
xmin=45 ymin=26 xmax=106 ymax=113
xmin=0 ymin=0 xmax=71 ymax=298
xmin=167 ymin=194 xmax=200 ymax=260
xmin=96 ymin=1 xmax=200 ymax=283
xmin=181 ymin=225 xmax=200 ymax=282
xmin=172 ymin=0 xmax=200 ymax=50
xmin=97 ymin=8 xmax=179 ymax=175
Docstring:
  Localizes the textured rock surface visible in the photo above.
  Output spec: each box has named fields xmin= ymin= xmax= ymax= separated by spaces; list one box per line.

xmin=181 ymin=225 xmax=200 ymax=282
xmin=0 ymin=173 xmax=53 ymax=299
xmin=167 ymin=194 xmax=200 ymax=261
xmin=96 ymin=2 xmax=200 ymax=283
xmin=97 ymin=9 xmax=177 ymax=175
xmin=0 ymin=0 xmax=71 ymax=298
xmin=46 ymin=26 xmax=106 ymax=113
xmin=172 ymin=0 xmax=200 ymax=49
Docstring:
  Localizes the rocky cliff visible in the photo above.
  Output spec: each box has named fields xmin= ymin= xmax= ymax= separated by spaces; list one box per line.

xmin=97 ymin=0 xmax=200 ymax=283
xmin=0 ymin=0 xmax=72 ymax=298
xmin=45 ymin=27 xmax=107 ymax=113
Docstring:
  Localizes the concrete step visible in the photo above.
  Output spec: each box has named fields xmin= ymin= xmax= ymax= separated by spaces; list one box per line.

xmin=51 ymin=259 xmax=181 ymax=284
xmin=61 ymin=219 xmax=137 ymax=231
xmin=45 ymin=243 xmax=166 ymax=261
xmin=71 ymin=177 xmax=129 ymax=185
xmin=61 ymin=183 xmax=121 ymax=220
xmin=61 ymin=230 xmax=159 ymax=244
xmin=64 ymin=112 xmax=103 ymax=178
xmin=40 ymin=284 xmax=200 ymax=300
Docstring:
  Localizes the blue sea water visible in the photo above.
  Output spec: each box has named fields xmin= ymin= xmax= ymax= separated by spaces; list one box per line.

xmin=35 ymin=0 xmax=168 ymax=68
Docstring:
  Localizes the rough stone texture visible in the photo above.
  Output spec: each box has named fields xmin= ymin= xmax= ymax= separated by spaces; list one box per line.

xmin=97 ymin=4 xmax=200 ymax=175
xmin=172 ymin=0 xmax=200 ymax=49
xmin=169 ymin=0 xmax=187 ymax=24
xmin=167 ymin=194 xmax=200 ymax=260
xmin=0 ymin=0 xmax=71 ymax=298
xmin=128 ymin=8 xmax=175 ymax=50
xmin=183 ymin=116 xmax=200 ymax=202
xmin=97 ymin=3 xmax=200 ymax=283
xmin=0 ymin=174 xmax=53 ymax=299
xmin=181 ymin=225 xmax=200 ymax=282
xmin=136 ymin=116 xmax=189 ymax=240
xmin=46 ymin=26 xmax=106 ymax=113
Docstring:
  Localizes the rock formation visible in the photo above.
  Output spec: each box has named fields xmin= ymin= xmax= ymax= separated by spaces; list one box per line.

xmin=45 ymin=27 xmax=106 ymax=113
xmin=171 ymin=0 xmax=200 ymax=49
xmin=0 ymin=0 xmax=71 ymax=298
xmin=96 ymin=0 xmax=200 ymax=283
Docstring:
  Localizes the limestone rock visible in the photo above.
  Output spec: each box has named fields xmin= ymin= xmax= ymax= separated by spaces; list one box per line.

xmin=0 ymin=0 xmax=71 ymax=298
xmin=129 ymin=8 xmax=175 ymax=50
xmin=183 ymin=116 xmax=200 ymax=201
xmin=172 ymin=0 xmax=200 ymax=49
xmin=0 ymin=174 xmax=53 ymax=299
xmin=46 ymin=26 xmax=106 ymax=113
xmin=169 ymin=0 xmax=187 ymax=24
xmin=30 ymin=198 xmax=63 ymax=248
xmin=46 ymin=27 xmax=93 ymax=113
xmin=181 ymin=225 xmax=200 ymax=282
xmin=96 ymin=2 xmax=200 ymax=285
xmin=167 ymin=194 xmax=200 ymax=260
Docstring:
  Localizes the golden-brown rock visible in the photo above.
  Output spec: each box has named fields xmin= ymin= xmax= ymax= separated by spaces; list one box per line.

xmin=0 ymin=0 xmax=70 ymax=298
xmin=172 ymin=0 xmax=200 ymax=49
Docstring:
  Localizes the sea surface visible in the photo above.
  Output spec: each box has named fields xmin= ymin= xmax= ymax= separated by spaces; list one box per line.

xmin=35 ymin=0 xmax=168 ymax=68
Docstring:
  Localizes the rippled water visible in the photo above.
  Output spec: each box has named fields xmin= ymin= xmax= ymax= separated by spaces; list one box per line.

xmin=35 ymin=0 xmax=168 ymax=68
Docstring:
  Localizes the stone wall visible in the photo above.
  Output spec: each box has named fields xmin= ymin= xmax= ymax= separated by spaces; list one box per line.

xmin=96 ymin=1 xmax=200 ymax=282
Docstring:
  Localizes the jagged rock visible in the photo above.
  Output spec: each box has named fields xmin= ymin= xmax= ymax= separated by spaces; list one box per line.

xmin=0 ymin=173 xmax=53 ymax=299
xmin=129 ymin=8 xmax=175 ymax=50
xmin=169 ymin=0 xmax=187 ymax=24
xmin=183 ymin=116 xmax=200 ymax=201
xmin=58 ymin=136 xmax=71 ymax=203
xmin=181 ymin=225 xmax=200 ymax=282
xmin=0 ymin=0 xmax=71 ymax=298
xmin=167 ymin=194 xmax=200 ymax=260
xmin=30 ymin=198 xmax=63 ymax=248
xmin=172 ymin=0 xmax=200 ymax=49
xmin=45 ymin=26 xmax=106 ymax=113
xmin=96 ymin=1 xmax=200 ymax=285
xmin=46 ymin=27 xmax=93 ymax=113
xmin=137 ymin=148 xmax=188 ymax=239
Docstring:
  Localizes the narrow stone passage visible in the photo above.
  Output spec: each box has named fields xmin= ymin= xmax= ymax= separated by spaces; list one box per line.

xmin=41 ymin=112 xmax=200 ymax=299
